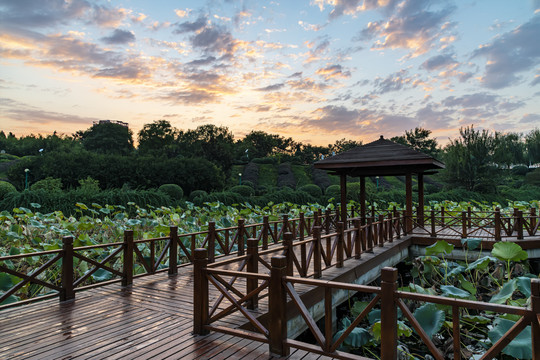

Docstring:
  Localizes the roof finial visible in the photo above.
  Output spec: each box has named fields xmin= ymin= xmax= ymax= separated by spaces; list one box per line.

xmin=379 ymin=135 xmax=384 ymax=140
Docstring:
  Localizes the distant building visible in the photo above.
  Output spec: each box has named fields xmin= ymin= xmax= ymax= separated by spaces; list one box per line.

xmin=93 ymin=120 xmax=129 ymax=128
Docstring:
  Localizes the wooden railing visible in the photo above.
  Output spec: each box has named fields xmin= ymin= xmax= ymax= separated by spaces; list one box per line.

xmin=0 ymin=211 xmax=343 ymax=308
xmin=194 ymin=257 xmax=540 ymax=360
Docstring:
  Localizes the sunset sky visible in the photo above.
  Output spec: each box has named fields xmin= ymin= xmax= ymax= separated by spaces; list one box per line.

xmin=1 ymin=0 xmax=539 ymax=146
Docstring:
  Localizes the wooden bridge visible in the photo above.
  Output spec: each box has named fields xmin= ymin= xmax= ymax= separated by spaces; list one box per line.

xmin=2 ymin=209 xmax=540 ymax=359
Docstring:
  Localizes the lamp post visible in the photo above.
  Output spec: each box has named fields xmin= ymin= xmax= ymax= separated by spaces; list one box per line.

xmin=376 ymin=176 xmax=379 ymax=191
xmin=24 ymin=168 xmax=30 ymax=190
xmin=238 ymin=173 xmax=242 ymax=185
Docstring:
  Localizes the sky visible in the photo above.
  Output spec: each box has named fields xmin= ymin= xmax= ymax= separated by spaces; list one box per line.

xmin=1 ymin=0 xmax=540 ymax=146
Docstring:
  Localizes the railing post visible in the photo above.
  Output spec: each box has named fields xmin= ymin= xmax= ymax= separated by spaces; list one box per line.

xmin=431 ymin=209 xmax=436 ymax=237
xmin=531 ymin=278 xmax=540 ymax=359
xmin=378 ymin=214 xmax=384 ymax=247
xmin=461 ymin=211 xmax=467 ymax=238
xmin=122 ymin=230 xmax=133 ymax=287
xmin=60 ymin=236 xmax=74 ymax=301
xmin=366 ymin=217 xmax=374 ymax=251
xmin=313 ymin=226 xmax=322 ymax=278
xmin=269 ymin=256 xmax=289 ymax=357
xmin=314 ymin=211 xmax=320 ymax=228
xmin=531 ymin=208 xmax=537 ymax=233
xmin=169 ymin=226 xmax=178 ymax=275
xmin=517 ymin=210 xmax=524 ymax=240
xmin=325 ymin=210 xmax=331 ymax=234
xmin=208 ymin=221 xmax=216 ymax=263
xmin=299 ymin=213 xmax=307 ymax=276
xmin=467 ymin=206 xmax=472 ymax=229
xmin=193 ymin=248 xmax=209 ymax=335
xmin=394 ymin=208 xmax=401 ymax=239
xmin=247 ymin=238 xmax=259 ymax=310
xmin=284 ymin=232 xmax=294 ymax=276
xmin=380 ymin=267 xmax=398 ymax=360
xmin=495 ymin=208 xmax=502 ymax=241
xmin=262 ymin=216 xmax=269 ymax=250
xmin=441 ymin=206 xmax=445 ymax=227
xmin=336 ymin=222 xmax=344 ymax=268
xmin=388 ymin=213 xmax=394 ymax=243
xmin=282 ymin=214 xmax=289 ymax=235
xmin=354 ymin=219 xmax=361 ymax=259
xmin=237 ymin=219 xmax=245 ymax=256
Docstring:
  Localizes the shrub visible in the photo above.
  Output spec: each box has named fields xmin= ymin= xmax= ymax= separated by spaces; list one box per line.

xmin=526 ymin=168 xmax=540 ymax=186
xmin=511 ymin=165 xmax=529 ymax=176
xmin=325 ymin=184 xmax=340 ymax=200
xmin=242 ymin=162 xmax=259 ymax=186
xmin=254 ymin=188 xmax=316 ymax=206
xmin=252 ymin=157 xmax=278 ymax=165
xmin=0 ymin=181 xmax=16 ymax=199
xmin=30 ymin=177 xmax=62 ymax=192
xmin=78 ymin=176 xmax=100 ymax=192
xmin=158 ymin=184 xmax=184 ymax=201
xmin=312 ymin=168 xmax=331 ymax=190
xmin=298 ymin=184 xmax=322 ymax=199
xmin=189 ymin=190 xmax=208 ymax=201
xmin=230 ymin=185 xmax=255 ymax=198
xmin=277 ymin=163 xmax=295 ymax=189
xmin=193 ymin=191 xmax=245 ymax=206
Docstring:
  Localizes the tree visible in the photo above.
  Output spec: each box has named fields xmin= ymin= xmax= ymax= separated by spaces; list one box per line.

xmin=240 ymin=131 xmax=282 ymax=159
xmin=329 ymin=138 xmax=361 ymax=154
xmin=526 ymin=129 xmax=540 ymax=166
xmin=138 ymin=120 xmax=179 ymax=157
xmin=76 ymin=121 xmax=134 ymax=155
xmin=391 ymin=127 xmax=438 ymax=158
xmin=179 ymin=124 xmax=235 ymax=172
xmin=442 ymin=125 xmax=497 ymax=192
xmin=492 ymin=132 xmax=526 ymax=168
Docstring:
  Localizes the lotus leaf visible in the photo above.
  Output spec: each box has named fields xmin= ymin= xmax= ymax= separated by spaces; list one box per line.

xmin=460 ymin=238 xmax=482 ymax=250
xmin=466 ymin=256 xmax=496 ymax=271
xmin=491 ymin=242 xmax=528 ymax=262
xmin=440 ymin=285 xmax=472 ymax=299
xmin=515 ymin=276 xmax=532 ymax=298
xmin=413 ymin=303 xmax=445 ymax=338
xmin=488 ymin=318 xmax=532 ymax=359
xmin=333 ymin=317 xmax=372 ymax=348
xmin=425 ymin=240 xmax=454 ymax=256
xmin=372 ymin=320 xmax=411 ymax=341
xmin=489 ymin=279 xmax=517 ymax=304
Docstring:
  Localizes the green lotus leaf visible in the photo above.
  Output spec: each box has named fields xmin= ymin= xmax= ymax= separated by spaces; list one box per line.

xmin=489 ymin=279 xmax=517 ymax=304
xmin=372 ymin=320 xmax=411 ymax=341
xmin=491 ymin=242 xmax=528 ymax=262
xmin=350 ymin=300 xmax=369 ymax=318
xmin=447 ymin=265 xmax=465 ymax=277
xmin=425 ymin=240 xmax=454 ymax=256
xmin=91 ymin=268 xmax=114 ymax=282
xmin=466 ymin=256 xmax=496 ymax=271
xmin=440 ymin=285 xmax=472 ymax=299
xmin=462 ymin=315 xmax=491 ymax=324
xmin=413 ymin=303 xmax=445 ymax=338
xmin=488 ymin=318 xmax=532 ymax=359
xmin=461 ymin=238 xmax=482 ymax=250
xmin=334 ymin=317 xmax=372 ymax=348
xmin=368 ymin=309 xmax=381 ymax=324
xmin=0 ymin=292 xmax=19 ymax=305
xmin=457 ymin=275 xmax=477 ymax=295
xmin=515 ymin=276 xmax=532 ymax=298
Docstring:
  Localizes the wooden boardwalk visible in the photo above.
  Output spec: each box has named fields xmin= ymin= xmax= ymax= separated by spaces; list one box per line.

xmin=1 ymin=265 xmax=334 ymax=360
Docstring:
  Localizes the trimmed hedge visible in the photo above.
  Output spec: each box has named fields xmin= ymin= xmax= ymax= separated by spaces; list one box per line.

xmin=277 ymin=163 xmax=295 ymax=189
xmin=158 ymin=184 xmax=184 ymax=201
xmin=230 ymin=185 xmax=255 ymax=197
xmin=312 ymin=168 xmax=331 ymax=190
xmin=242 ymin=162 xmax=259 ymax=186
xmin=298 ymin=184 xmax=323 ymax=199
xmin=0 ymin=181 xmax=16 ymax=199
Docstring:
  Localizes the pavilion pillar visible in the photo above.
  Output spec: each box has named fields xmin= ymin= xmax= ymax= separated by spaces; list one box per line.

xmin=405 ymin=173 xmax=413 ymax=233
xmin=340 ymin=173 xmax=347 ymax=228
xmin=360 ymin=176 xmax=366 ymax=225
xmin=418 ymin=173 xmax=424 ymax=227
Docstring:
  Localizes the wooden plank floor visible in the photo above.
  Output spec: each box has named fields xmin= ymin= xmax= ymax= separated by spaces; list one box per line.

xmin=0 ymin=265 xmax=334 ymax=360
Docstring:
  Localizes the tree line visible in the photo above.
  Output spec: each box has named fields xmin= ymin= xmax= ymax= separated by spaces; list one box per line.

xmin=1 ymin=121 xmax=539 ymax=195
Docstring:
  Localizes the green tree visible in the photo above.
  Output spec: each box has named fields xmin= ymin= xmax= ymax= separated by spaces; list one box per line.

xmin=329 ymin=138 xmax=361 ymax=154
xmin=526 ymin=129 xmax=540 ymax=165
xmin=492 ymin=132 xmax=526 ymax=168
xmin=391 ymin=127 xmax=438 ymax=158
xmin=240 ymin=131 xmax=282 ymax=159
xmin=138 ymin=120 xmax=179 ymax=156
xmin=442 ymin=125 xmax=497 ymax=192
xmin=76 ymin=121 xmax=134 ymax=155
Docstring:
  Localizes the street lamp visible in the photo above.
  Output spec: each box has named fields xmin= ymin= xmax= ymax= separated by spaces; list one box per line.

xmin=376 ymin=176 xmax=379 ymax=191
xmin=238 ymin=173 xmax=242 ymax=185
xmin=24 ymin=168 xmax=30 ymax=190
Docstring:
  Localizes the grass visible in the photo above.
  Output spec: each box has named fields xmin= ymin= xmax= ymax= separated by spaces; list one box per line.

xmin=258 ymin=164 xmax=278 ymax=187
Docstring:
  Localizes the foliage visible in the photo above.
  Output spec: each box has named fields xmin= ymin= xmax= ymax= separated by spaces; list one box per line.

xmin=242 ymin=162 xmax=259 ymax=186
xmin=229 ymin=185 xmax=255 ymax=198
xmin=30 ymin=177 xmax=62 ymax=192
xmin=298 ymin=184 xmax=323 ymax=199
xmin=0 ymin=181 xmax=17 ymax=199
xmin=277 ymin=162 xmax=295 ymax=189
xmin=189 ymin=190 xmax=208 ymax=201
xmin=137 ymin=120 xmax=179 ymax=157
xmin=525 ymin=128 xmax=540 ymax=165
xmin=390 ymin=127 xmax=439 ymax=158
xmin=158 ymin=184 xmax=184 ymax=201
xmin=488 ymin=319 xmax=532 ymax=359
xmin=525 ymin=168 xmax=540 ymax=186
xmin=75 ymin=121 xmax=134 ymax=155
xmin=78 ymin=176 xmax=100 ymax=192
xmin=311 ymin=167 xmax=331 ymax=190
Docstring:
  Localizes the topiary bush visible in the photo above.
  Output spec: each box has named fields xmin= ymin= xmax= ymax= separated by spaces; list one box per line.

xmin=312 ymin=168 xmax=331 ymax=190
xmin=30 ymin=177 xmax=62 ymax=192
xmin=242 ymin=162 xmax=259 ymax=186
xmin=0 ymin=181 xmax=17 ymax=199
xmin=298 ymin=184 xmax=323 ymax=199
xmin=230 ymin=185 xmax=255 ymax=198
xmin=252 ymin=157 xmax=278 ymax=165
xmin=526 ymin=168 xmax=540 ymax=186
xmin=277 ymin=162 xmax=295 ymax=189
xmin=158 ymin=184 xmax=184 ymax=201
xmin=325 ymin=184 xmax=340 ymax=200
xmin=189 ymin=190 xmax=208 ymax=202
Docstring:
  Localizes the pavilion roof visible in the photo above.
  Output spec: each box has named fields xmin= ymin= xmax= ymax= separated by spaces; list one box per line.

xmin=314 ymin=135 xmax=445 ymax=176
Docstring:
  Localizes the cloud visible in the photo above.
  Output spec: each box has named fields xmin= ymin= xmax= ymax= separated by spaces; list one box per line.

xmin=416 ymin=104 xmax=454 ymax=128
xmin=372 ymin=69 xmax=419 ymax=94
xmin=316 ymin=64 xmax=351 ymax=80
xmin=303 ymin=38 xmax=330 ymax=64
xmin=256 ymin=83 xmax=285 ymax=91
xmin=421 ymin=54 xmax=457 ymax=71
xmin=356 ymin=1 xmax=456 ymax=56
xmin=173 ymin=16 xmax=207 ymax=33
xmin=298 ymin=20 xmax=323 ymax=32
xmin=520 ymin=113 xmax=540 ymax=123
xmin=0 ymin=97 xmax=99 ymax=124
xmin=158 ymin=89 xmax=219 ymax=104
xmin=0 ymin=0 xmax=89 ymax=28
xmin=101 ymin=29 xmax=135 ymax=44
xmin=186 ymin=56 xmax=217 ymax=66
xmin=472 ymin=15 xmax=540 ymax=89
xmin=442 ymin=93 xmax=498 ymax=108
